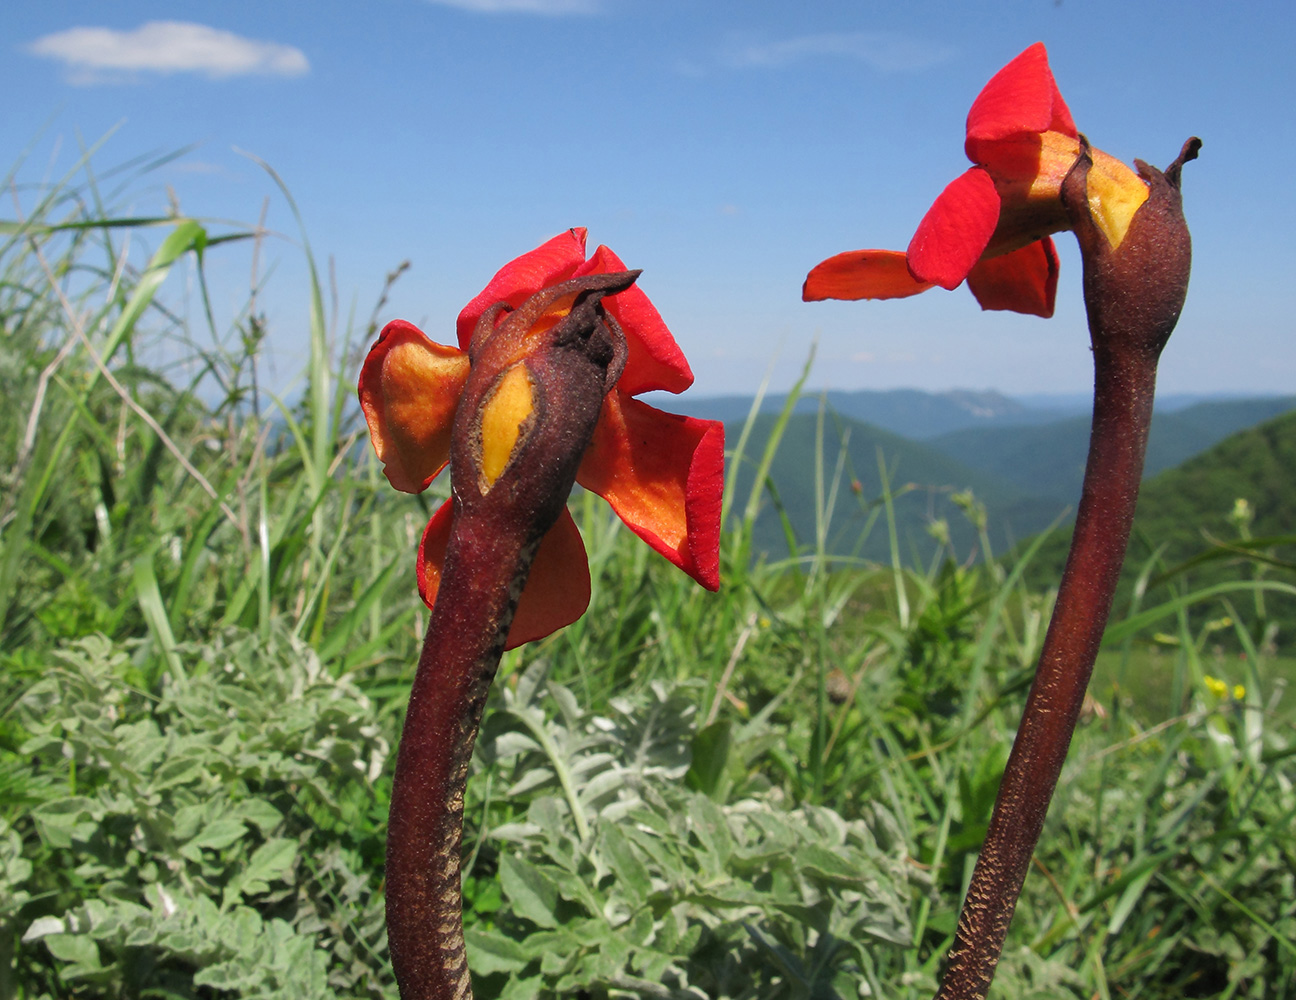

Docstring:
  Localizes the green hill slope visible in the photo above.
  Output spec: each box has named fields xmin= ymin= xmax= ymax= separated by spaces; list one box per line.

xmin=1129 ymin=408 xmax=1296 ymax=564
xmin=692 ymin=388 xmax=1049 ymax=439
xmin=928 ymin=396 xmax=1296 ymax=503
xmin=1023 ymin=410 xmax=1296 ymax=636
xmin=726 ymin=411 xmax=1066 ymax=564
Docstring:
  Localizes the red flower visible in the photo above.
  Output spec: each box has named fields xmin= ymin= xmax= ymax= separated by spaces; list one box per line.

xmin=803 ymin=43 xmax=1152 ymax=318
xmin=358 ymin=229 xmax=724 ymax=648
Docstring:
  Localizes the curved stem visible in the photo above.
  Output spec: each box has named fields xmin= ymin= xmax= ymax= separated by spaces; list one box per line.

xmin=934 ymin=138 xmax=1196 ymax=1000
xmin=385 ymin=514 xmax=535 ymax=1000
xmin=935 ymin=344 xmax=1160 ymax=1000
xmin=381 ymin=269 xmax=639 ymax=1000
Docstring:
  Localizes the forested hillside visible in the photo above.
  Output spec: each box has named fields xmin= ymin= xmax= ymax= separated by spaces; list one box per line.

xmin=1025 ymin=410 xmax=1296 ymax=638
xmin=726 ymin=397 xmax=1296 ymax=568
xmin=927 ymin=395 xmax=1296 ymax=503
xmin=725 ymin=410 xmax=1063 ymax=564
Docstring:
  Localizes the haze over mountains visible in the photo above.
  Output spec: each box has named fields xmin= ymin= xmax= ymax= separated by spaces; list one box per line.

xmin=674 ymin=389 xmax=1296 ymax=563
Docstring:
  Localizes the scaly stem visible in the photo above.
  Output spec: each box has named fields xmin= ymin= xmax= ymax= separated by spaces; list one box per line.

xmin=382 ymin=270 xmax=637 ymax=1000
xmin=934 ymin=344 xmax=1159 ymax=1000
xmin=385 ymin=513 xmax=536 ymax=1000
xmin=934 ymin=137 xmax=1197 ymax=1000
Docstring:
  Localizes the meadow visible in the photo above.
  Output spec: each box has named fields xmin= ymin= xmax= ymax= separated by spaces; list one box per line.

xmin=2 ymin=163 xmax=1293 ymax=1000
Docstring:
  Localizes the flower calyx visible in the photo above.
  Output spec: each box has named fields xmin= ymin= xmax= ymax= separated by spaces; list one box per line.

xmin=360 ymin=228 xmax=724 ymax=646
xmin=451 ymin=269 xmax=638 ymax=534
xmin=1062 ymin=136 xmax=1201 ymax=360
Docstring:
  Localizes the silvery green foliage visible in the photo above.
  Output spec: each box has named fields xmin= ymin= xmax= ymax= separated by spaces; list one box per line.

xmin=0 ymin=817 xmax=34 ymax=996
xmin=11 ymin=632 xmax=394 ymax=998
xmin=466 ymin=662 xmax=926 ymax=1000
xmin=0 ymin=821 xmax=32 ymax=925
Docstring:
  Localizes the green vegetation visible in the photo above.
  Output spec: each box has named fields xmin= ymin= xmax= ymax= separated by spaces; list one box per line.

xmin=2 ymin=162 xmax=1293 ymax=999
xmin=723 ymin=409 xmax=1064 ymax=565
xmin=718 ymin=397 xmax=1296 ymax=567
xmin=927 ymin=396 xmax=1296 ymax=504
xmin=1026 ymin=410 xmax=1296 ymax=648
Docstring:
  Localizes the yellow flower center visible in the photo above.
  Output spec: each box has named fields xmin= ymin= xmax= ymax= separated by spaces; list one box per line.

xmin=479 ymin=363 xmax=535 ymax=490
xmin=1084 ymin=148 xmax=1150 ymax=251
xmin=982 ymin=134 xmax=1151 ymax=258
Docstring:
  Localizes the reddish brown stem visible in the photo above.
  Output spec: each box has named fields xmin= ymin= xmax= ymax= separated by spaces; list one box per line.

xmin=934 ymin=138 xmax=1197 ymax=1000
xmin=385 ymin=512 xmax=535 ymax=1000
xmin=934 ymin=344 xmax=1159 ymax=1000
xmin=382 ymin=270 xmax=638 ymax=1000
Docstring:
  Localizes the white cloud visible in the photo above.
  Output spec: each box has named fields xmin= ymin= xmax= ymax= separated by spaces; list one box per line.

xmin=27 ymin=21 xmax=309 ymax=83
xmin=723 ymin=32 xmax=954 ymax=74
xmin=424 ymin=0 xmax=600 ymax=13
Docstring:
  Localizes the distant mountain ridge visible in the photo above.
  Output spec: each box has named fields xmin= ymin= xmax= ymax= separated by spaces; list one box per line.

xmin=712 ymin=390 xmax=1296 ymax=562
xmin=1022 ymin=409 xmax=1296 ymax=633
xmin=725 ymin=411 xmax=1051 ymax=564
xmin=666 ymin=388 xmax=1289 ymax=442
xmin=928 ymin=396 xmax=1296 ymax=503
xmin=667 ymin=388 xmax=1065 ymax=439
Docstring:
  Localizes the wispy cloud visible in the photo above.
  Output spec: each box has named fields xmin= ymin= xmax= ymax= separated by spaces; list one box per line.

xmin=423 ymin=0 xmax=601 ymax=14
xmin=27 ymin=21 xmax=309 ymax=84
xmin=723 ymin=32 xmax=954 ymax=74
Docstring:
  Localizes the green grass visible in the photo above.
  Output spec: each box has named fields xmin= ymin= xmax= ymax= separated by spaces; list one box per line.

xmin=1091 ymin=648 xmax=1296 ymax=723
xmin=1024 ymin=412 xmax=1296 ymax=648
xmin=1 ymin=156 xmax=1292 ymax=999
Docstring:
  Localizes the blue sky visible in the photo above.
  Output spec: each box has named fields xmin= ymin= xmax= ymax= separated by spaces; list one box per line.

xmin=5 ymin=1 xmax=1293 ymax=400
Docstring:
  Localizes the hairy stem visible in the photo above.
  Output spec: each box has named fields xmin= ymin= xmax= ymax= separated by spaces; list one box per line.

xmin=934 ymin=138 xmax=1195 ymax=1000
xmin=381 ymin=269 xmax=638 ymax=1000
xmin=935 ymin=344 xmax=1160 ymax=1000
xmin=385 ymin=514 xmax=535 ymax=1000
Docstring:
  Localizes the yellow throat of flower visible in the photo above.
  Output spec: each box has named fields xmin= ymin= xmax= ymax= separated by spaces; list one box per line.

xmin=1084 ymin=147 xmax=1150 ymax=251
xmin=479 ymin=363 xmax=536 ymax=490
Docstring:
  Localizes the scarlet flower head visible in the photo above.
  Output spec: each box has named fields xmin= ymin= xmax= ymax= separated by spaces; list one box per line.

xmin=359 ymin=229 xmax=724 ymax=648
xmin=803 ymin=43 xmax=1153 ymax=318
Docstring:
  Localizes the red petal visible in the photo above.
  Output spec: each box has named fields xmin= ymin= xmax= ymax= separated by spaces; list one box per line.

xmin=965 ymin=43 xmax=1077 ymax=152
xmin=577 ymin=393 xmax=723 ymax=591
xmin=907 ymin=168 xmax=1001 ymax=290
xmin=417 ymin=502 xmax=591 ymax=649
xmin=415 ymin=499 xmax=454 ymax=611
xmin=802 ymin=249 xmax=935 ymax=301
xmin=966 ymin=238 xmax=1059 ymax=318
xmin=456 ymin=228 xmax=588 ymax=349
xmin=573 ymin=245 xmax=694 ymax=395
xmin=357 ymin=320 xmax=469 ymax=493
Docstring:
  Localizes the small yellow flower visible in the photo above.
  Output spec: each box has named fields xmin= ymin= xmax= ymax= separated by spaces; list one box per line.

xmin=1203 ymin=675 xmax=1228 ymax=700
xmin=1233 ymin=684 xmax=1246 ymax=701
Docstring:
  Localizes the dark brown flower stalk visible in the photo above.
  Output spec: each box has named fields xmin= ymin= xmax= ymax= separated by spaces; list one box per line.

xmin=934 ymin=136 xmax=1201 ymax=1000
xmin=800 ymin=41 xmax=1203 ymax=1000
xmin=361 ymin=230 xmax=723 ymax=998
xmin=383 ymin=272 xmax=635 ymax=1000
